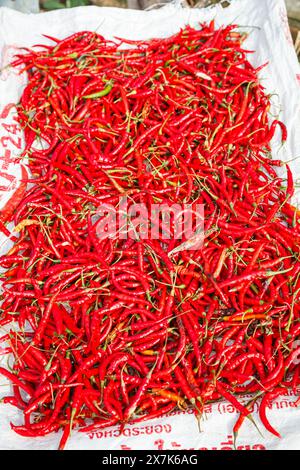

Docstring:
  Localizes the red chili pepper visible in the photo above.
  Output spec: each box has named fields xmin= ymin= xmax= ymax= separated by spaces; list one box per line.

xmin=0 ymin=23 xmax=299 ymax=450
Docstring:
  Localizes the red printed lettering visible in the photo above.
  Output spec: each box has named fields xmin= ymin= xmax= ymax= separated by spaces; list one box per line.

xmin=0 ymin=103 xmax=15 ymax=120
xmin=1 ymin=136 xmax=22 ymax=150
xmin=0 ymin=171 xmax=16 ymax=192
xmin=2 ymin=123 xmax=18 ymax=135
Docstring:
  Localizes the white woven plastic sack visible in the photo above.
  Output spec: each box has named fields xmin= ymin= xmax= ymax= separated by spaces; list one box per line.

xmin=0 ymin=0 xmax=300 ymax=450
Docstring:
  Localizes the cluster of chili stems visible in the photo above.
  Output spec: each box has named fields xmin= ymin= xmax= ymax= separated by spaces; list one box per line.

xmin=0 ymin=22 xmax=300 ymax=450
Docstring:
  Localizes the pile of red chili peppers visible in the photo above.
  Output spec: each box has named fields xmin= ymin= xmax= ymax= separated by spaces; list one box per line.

xmin=0 ymin=22 xmax=300 ymax=449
